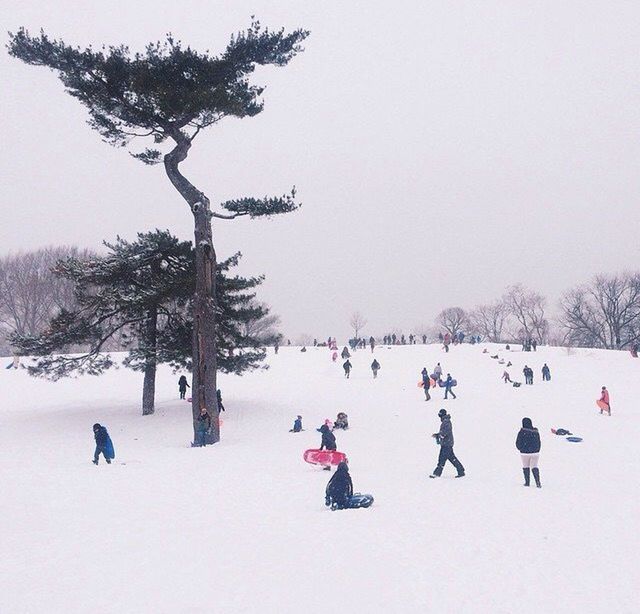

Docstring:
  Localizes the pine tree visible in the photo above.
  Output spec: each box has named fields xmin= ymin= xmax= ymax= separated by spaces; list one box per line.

xmin=8 ymin=21 xmax=308 ymax=442
xmin=12 ymin=231 xmax=279 ymax=416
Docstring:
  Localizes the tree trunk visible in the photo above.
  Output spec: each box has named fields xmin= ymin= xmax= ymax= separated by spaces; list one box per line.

xmin=163 ymin=133 xmax=219 ymax=443
xmin=141 ymin=306 xmax=158 ymax=416
xmin=192 ymin=198 xmax=219 ymax=443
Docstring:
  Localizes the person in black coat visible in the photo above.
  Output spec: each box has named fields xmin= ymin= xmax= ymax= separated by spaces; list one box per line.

xmin=178 ymin=375 xmax=190 ymax=399
xmin=92 ymin=423 xmax=112 ymax=465
xmin=343 ymin=360 xmax=353 ymax=378
xmin=318 ymin=424 xmax=337 ymax=451
xmin=516 ymin=417 xmax=542 ymax=487
xmin=371 ymin=359 xmax=380 ymax=378
xmin=325 ymin=461 xmax=354 ymax=509
xmin=430 ymin=409 xmax=465 ymax=478
xmin=290 ymin=415 xmax=303 ymax=432
xmin=216 ymin=389 xmax=225 ymax=412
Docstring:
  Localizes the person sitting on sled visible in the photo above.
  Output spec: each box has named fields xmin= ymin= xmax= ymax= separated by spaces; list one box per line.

xmin=334 ymin=412 xmax=349 ymax=430
xmin=325 ymin=461 xmax=353 ymax=510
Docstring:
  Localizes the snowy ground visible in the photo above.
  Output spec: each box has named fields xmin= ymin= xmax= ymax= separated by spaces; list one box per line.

xmin=1 ymin=343 xmax=638 ymax=613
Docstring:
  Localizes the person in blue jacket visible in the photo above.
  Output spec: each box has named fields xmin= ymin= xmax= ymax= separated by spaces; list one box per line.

xmin=444 ymin=373 xmax=457 ymax=399
xmin=516 ymin=417 xmax=542 ymax=488
xmin=290 ymin=415 xmax=303 ymax=432
xmin=92 ymin=423 xmax=112 ymax=465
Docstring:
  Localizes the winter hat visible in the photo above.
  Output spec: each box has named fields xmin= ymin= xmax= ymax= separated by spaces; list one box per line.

xmin=92 ymin=423 xmax=101 ymax=431
xmin=438 ymin=409 xmax=447 ymax=418
xmin=336 ymin=461 xmax=349 ymax=473
xmin=297 ymin=415 xmax=302 ymax=420
xmin=522 ymin=417 xmax=533 ymax=429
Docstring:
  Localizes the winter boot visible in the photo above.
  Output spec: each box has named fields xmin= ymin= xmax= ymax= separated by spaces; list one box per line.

xmin=455 ymin=472 xmax=465 ymax=478
xmin=92 ymin=459 xmax=98 ymax=465
xmin=106 ymin=459 xmax=111 ymax=464
xmin=523 ymin=468 xmax=530 ymax=486
xmin=532 ymin=468 xmax=541 ymax=488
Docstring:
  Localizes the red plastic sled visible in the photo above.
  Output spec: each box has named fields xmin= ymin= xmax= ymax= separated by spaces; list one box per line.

xmin=303 ymin=449 xmax=347 ymax=467
xmin=596 ymin=400 xmax=610 ymax=411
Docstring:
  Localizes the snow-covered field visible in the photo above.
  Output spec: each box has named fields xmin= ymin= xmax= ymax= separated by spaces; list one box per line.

xmin=1 ymin=344 xmax=638 ymax=613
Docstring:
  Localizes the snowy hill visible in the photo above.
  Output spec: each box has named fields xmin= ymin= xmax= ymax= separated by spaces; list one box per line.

xmin=1 ymin=344 xmax=638 ymax=613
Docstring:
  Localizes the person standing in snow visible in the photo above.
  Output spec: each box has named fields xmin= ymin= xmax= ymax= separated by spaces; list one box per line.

xmin=421 ymin=367 xmax=431 ymax=401
xmin=444 ymin=373 xmax=457 ymax=399
xmin=216 ymin=389 xmax=225 ymax=412
xmin=542 ymin=364 xmax=551 ymax=381
xmin=92 ymin=423 xmax=112 ymax=465
xmin=194 ymin=407 xmax=211 ymax=447
xmin=523 ymin=366 xmax=533 ymax=385
xmin=178 ymin=375 xmax=190 ymax=399
xmin=319 ymin=424 xmax=337 ymax=450
xmin=371 ymin=359 xmax=380 ymax=378
xmin=341 ymin=346 xmax=350 ymax=360
xmin=516 ymin=417 xmax=542 ymax=488
xmin=430 ymin=409 xmax=465 ymax=478
xmin=325 ymin=461 xmax=354 ymax=509
xmin=433 ymin=363 xmax=443 ymax=382
xmin=274 ymin=341 xmax=279 ymax=355
xmin=369 ymin=336 xmax=375 ymax=352
xmin=290 ymin=415 xmax=303 ymax=432
xmin=343 ymin=359 xmax=353 ymax=378
xmin=599 ymin=386 xmax=611 ymax=415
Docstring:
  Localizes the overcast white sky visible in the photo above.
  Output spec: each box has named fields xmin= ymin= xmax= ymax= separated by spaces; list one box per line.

xmin=1 ymin=1 xmax=639 ymax=340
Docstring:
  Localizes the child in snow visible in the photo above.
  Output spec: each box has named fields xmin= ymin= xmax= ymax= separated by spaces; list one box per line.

xmin=371 ymin=359 xmax=380 ymax=378
xmin=92 ymin=423 xmax=113 ymax=465
xmin=178 ymin=375 xmax=190 ymax=399
xmin=318 ymin=424 xmax=337 ymax=451
xmin=516 ymin=417 xmax=542 ymax=488
xmin=433 ymin=363 xmax=443 ymax=381
xmin=290 ymin=415 xmax=303 ymax=432
xmin=421 ymin=368 xmax=431 ymax=401
xmin=325 ymin=461 xmax=353 ymax=510
xmin=194 ymin=407 xmax=211 ymax=447
xmin=502 ymin=370 xmax=512 ymax=383
xmin=599 ymin=386 xmax=611 ymax=415
xmin=334 ymin=412 xmax=349 ymax=430
xmin=341 ymin=347 xmax=350 ymax=359
xmin=343 ymin=360 xmax=352 ymax=378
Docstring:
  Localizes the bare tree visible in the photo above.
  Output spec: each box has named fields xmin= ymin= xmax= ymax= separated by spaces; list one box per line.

xmin=436 ymin=307 xmax=468 ymax=337
xmin=0 ymin=246 xmax=92 ymax=338
xmin=503 ymin=284 xmax=548 ymax=343
xmin=560 ymin=272 xmax=640 ymax=349
xmin=468 ymin=301 xmax=509 ymax=342
xmin=241 ymin=302 xmax=282 ymax=345
xmin=349 ymin=312 xmax=368 ymax=339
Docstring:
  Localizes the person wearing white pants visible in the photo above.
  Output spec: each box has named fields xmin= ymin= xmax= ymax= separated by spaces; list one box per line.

xmin=516 ymin=418 xmax=541 ymax=488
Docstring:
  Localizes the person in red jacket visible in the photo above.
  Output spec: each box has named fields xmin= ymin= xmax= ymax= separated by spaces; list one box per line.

xmin=599 ymin=386 xmax=611 ymax=415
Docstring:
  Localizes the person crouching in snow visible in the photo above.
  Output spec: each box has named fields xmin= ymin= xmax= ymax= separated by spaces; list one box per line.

xmin=599 ymin=386 xmax=611 ymax=415
xmin=516 ymin=417 xmax=542 ymax=488
xmin=92 ymin=423 xmax=112 ymax=465
xmin=325 ymin=461 xmax=353 ymax=510
xmin=194 ymin=407 xmax=211 ymax=447
xmin=334 ymin=412 xmax=349 ymax=430
xmin=290 ymin=415 xmax=303 ymax=432
xmin=502 ymin=370 xmax=512 ymax=383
